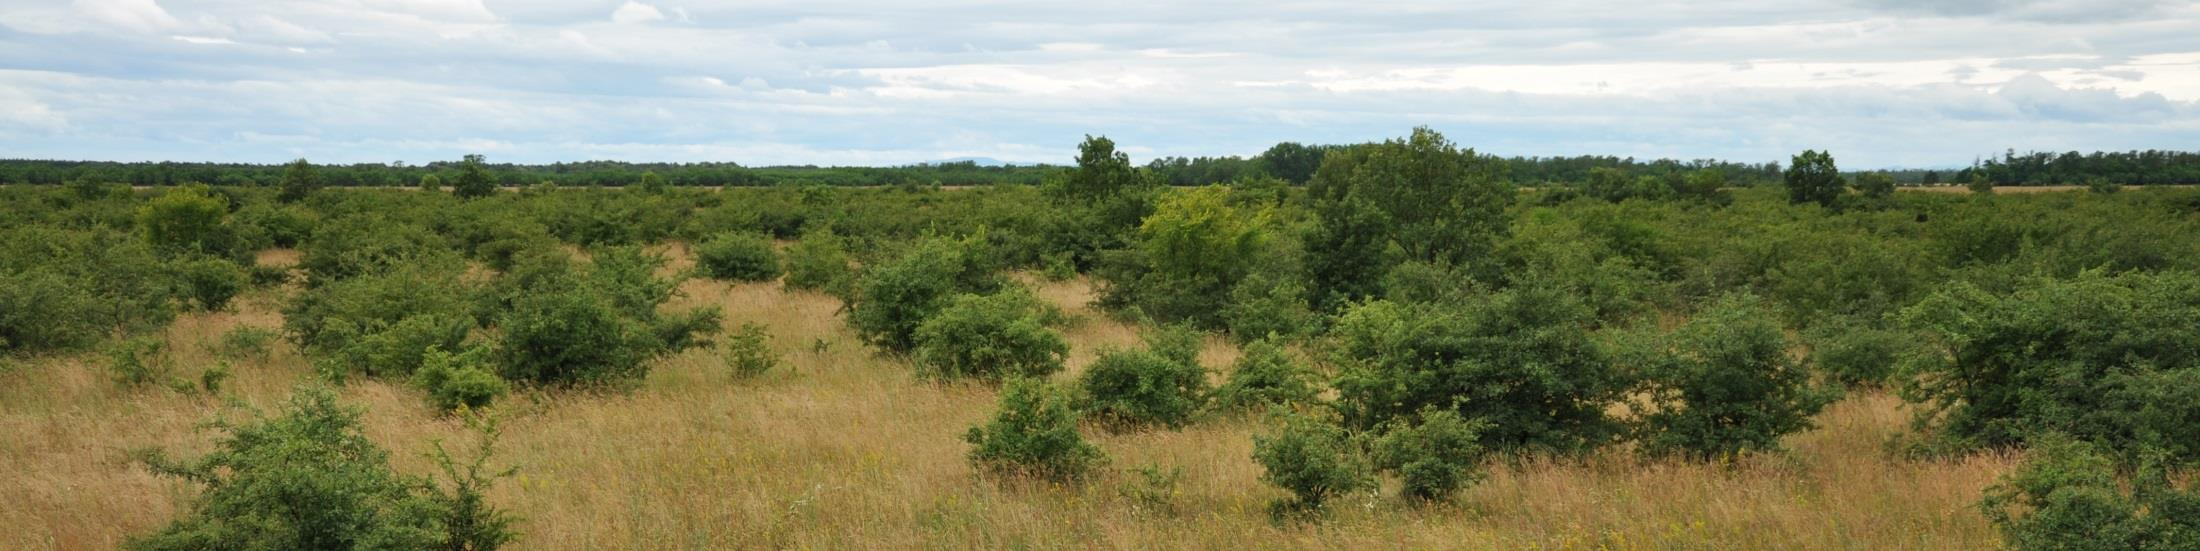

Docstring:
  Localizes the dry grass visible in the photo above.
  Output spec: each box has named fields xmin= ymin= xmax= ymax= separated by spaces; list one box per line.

xmin=0 ymin=250 xmax=2011 ymax=550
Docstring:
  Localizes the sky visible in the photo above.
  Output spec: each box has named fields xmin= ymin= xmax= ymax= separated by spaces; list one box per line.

xmin=1 ymin=0 xmax=2197 ymax=168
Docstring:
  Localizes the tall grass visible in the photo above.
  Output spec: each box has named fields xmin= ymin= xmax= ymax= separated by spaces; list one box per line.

xmin=0 ymin=247 xmax=2007 ymax=549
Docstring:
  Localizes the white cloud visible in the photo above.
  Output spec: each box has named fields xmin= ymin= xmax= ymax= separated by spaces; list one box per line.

xmin=2 ymin=0 xmax=2198 ymax=167
xmin=610 ymin=1 xmax=665 ymax=24
xmin=73 ymin=0 xmax=180 ymax=33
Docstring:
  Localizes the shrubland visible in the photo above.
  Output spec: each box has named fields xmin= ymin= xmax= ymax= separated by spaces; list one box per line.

xmin=3 ymin=138 xmax=2198 ymax=548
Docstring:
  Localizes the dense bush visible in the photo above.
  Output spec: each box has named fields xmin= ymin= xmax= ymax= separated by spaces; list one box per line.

xmin=137 ymin=185 xmax=244 ymax=259
xmin=1901 ymin=271 xmax=2200 ymax=463
xmin=1100 ymin=185 xmax=1267 ymax=328
xmin=694 ymin=232 xmax=782 ymax=282
xmin=1371 ymin=409 xmax=1489 ymax=502
xmin=1078 ymin=345 xmax=1207 ymax=430
xmin=964 ymin=377 xmax=1105 ymax=482
xmin=1631 ymin=293 xmax=1834 ymax=459
xmin=298 ymin=216 xmax=457 ymax=285
xmin=127 ymin=386 xmax=515 ymax=550
xmin=1209 ymin=339 xmax=1319 ymax=412
xmin=285 ymin=264 xmax=476 ymax=379
xmin=168 ymin=256 xmax=248 ymax=312
xmin=849 ymin=234 xmax=1000 ymax=351
xmin=1222 ymin=271 xmax=1315 ymax=343
xmin=410 ymin=346 xmax=510 ymax=413
xmin=1805 ymin=320 xmax=1915 ymax=388
xmin=1252 ymin=412 xmax=1373 ymax=517
xmin=1329 ymin=287 xmax=1624 ymax=454
xmin=491 ymin=248 xmax=720 ymax=387
xmin=912 ymin=290 xmax=1067 ymax=382
xmin=781 ymin=225 xmax=854 ymax=295
xmin=1981 ymin=435 xmax=2199 ymax=550
xmin=0 ymin=228 xmax=180 ymax=353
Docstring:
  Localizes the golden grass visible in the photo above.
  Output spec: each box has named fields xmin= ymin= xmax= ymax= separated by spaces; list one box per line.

xmin=0 ymin=250 xmax=2011 ymax=550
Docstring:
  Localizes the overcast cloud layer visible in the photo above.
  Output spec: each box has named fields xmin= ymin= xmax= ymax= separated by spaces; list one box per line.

xmin=3 ymin=0 xmax=2198 ymax=168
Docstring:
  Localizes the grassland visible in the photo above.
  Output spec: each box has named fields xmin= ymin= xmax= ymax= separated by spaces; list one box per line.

xmin=0 ymin=245 xmax=2012 ymax=550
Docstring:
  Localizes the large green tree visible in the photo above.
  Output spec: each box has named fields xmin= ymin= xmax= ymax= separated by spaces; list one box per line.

xmin=453 ymin=154 xmax=497 ymax=199
xmin=1257 ymin=142 xmax=1325 ymax=185
xmin=277 ymin=158 xmax=320 ymax=203
xmin=1305 ymin=127 xmax=1512 ymax=308
xmin=1784 ymin=150 xmax=1843 ymax=208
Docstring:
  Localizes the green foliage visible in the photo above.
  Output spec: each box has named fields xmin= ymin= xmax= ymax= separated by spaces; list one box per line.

xmin=213 ymin=325 xmax=278 ymax=360
xmin=1039 ymin=251 xmax=1077 ymax=282
xmin=1330 ymin=287 xmax=1623 ymax=454
xmin=1209 ymin=339 xmax=1319 ymax=412
xmin=637 ymin=171 xmax=667 ymax=194
xmin=490 ymin=247 xmax=721 ymax=388
xmin=1981 ymin=435 xmax=2199 ymax=550
xmin=0 ymin=227 xmax=179 ymax=353
xmin=1900 ymin=271 xmax=2200 ymax=464
xmin=1104 ymin=186 xmax=1266 ymax=328
xmin=278 ymin=158 xmax=320 ymax=203
xmin=169 ymin=256 xmax=248 ymax=311
xmin=453 ymin=154 xmax=497 ymax=199
xmin=1222 ymin=270 xmax=1314 ymax=343
xmin=419 ymin=174 xmax=441 ymax=192
xmin=1632 ymin=293 xmax=1834 ymax=459
xmin=410 ymin=346 xmax=510 ymax=413
xmin=1371 ymin=409 xmax=1489 ymax=502
xmin=1258 ymin=142 xmax=1326 ymax=185
xmin=913 ymin=290 xmax=1067 ymax=382
xmin=782 ymin=226 xmax=854 ymax=295
xmin=722 ymin=322 xmax=778 ymax=379
xmin=1852 ymin=171 xmax=1898 ymax=208
xmin=1078 ymin=338 xmax=1207 ymax=430
xmin=964 ymin=377 xmax=1105 ymax=482
xmin=1305 ymin=127 xmax=1512 ymax=307
xmin=1252 ymin=411 xmax=1373 ymax=517
xmin=200 ymin=361 xmax=231 ymax=395
xmin=1805 ymin=320 xmax=1916 ymax=388
xmin=138 ymin=185 xmax=236 ymax=257
xmin=125 ymin=386 xmax=514 ymax=550
xmin=299 ymin=216 xmax=457 ymax=285
xmin=107 ymin=336 xmax=174 ymax=389
xmin=1784 ymin=150 xmax=1843 ymax=209
xmin=2086 ymin=177 xmax=2123 ymax=195
xmin=850 ymin=234 xmax=1000 ymax=351
xmin=285 ymin=264 xmax=475 ymax=379
xmin=694 ymin=232 xmax=782 ymax=282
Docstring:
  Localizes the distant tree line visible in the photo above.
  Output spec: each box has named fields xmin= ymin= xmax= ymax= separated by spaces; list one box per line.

xmin=12 ymin=146 xmax=2200 ymax=189
xmin=1955 ymin=149 xmax=2200 ymax=186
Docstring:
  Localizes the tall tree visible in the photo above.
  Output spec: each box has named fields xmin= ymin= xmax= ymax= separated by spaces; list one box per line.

xmin=1305 ymin=127 xmax=1512 ymax=308
xmin=1783 ymin=150 xmax=1843 ymax=208
xmin=277 ymin=158 xmax=320 ymax=203
xmin=453 ymin=154 xmax=496 ymax=199
xmin=1257 ymin=142 xmax=1324 ymax=185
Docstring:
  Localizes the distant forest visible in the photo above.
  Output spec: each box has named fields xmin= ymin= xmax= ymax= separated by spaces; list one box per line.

xmin=6 ymin=146 xmax=2198 ymax=188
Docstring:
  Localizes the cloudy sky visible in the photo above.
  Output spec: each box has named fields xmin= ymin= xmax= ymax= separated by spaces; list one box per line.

xmin=2 ymin=0 xmax=2197 ymax=168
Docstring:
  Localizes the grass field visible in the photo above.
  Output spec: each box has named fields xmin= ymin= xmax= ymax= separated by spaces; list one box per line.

xmin=0 ymin=245 xmax=2014 ymax=550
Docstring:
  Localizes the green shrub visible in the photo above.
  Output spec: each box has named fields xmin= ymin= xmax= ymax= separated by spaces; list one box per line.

xmin=1330 ymin=287 xmax=1624 ymax=455
xmin=1222 ymin=271 xmax=1313 ymax=344
xmin=286 ymin=263 xmax=476 ymax=380
xmin=1633 ymin=293 xmax=1834 ymax=459
xmin=850 ymin=234 xmax=1000 ymax=351
xmin=723 ymin=323 xmax=778 ymax=379
xmin=1101 ymin=186 xmax=1267 ymax=328
xmin=1252 ymin=411 xmax=1373 ymax=518
xmin=276 ymin=158 xmax=321 ymax=203
xmin=298 ymin=216 xmax=456 ymax=285
xmin=137 ymin=185 xmax=238 ymax=257
xmin=107 ymin=336 xmax=174 ymax=389
xmin=496 ymin=286 xmax=657 ymax=388
xmin=410 ymin=346 xmax=509 ymax=413
xmin=1981 ymin=435 xmax=2199 ymax=550
xmin=913 ymin=291 xmax=1067 ymax=382
xmin=0 ymin=268 xmax=106 ymax=353
xmin=168 ymin=257 xmax=248 ymax=312
xmin=782 ymin=226 xmax=854 ymax=295
xmin=1209 ymin=339 xmax=1319 ymax=412
xmin=231 ymin=203 xmax=314 ymax=249
xmin=1371 ymin=409 xmax=1489 ymax=502
xmin=199 ymin=361 xmax=231 ymax=395
xmin=694 ymin=232 xmax=782 ymax=282
xmin=1900 ymin=271 xmax=2200 ymax=463
xmin=212 ymin=325 xmax=279 ymax=360
xmin=1805 ymin=320 xmax=1915 ymax=388
xmin=1077 ymin=328 xmax=1208 ymax=430
xmin=126 ymin=386 xmax=515 ymax=551
xmin=1040 ymin=251 xmax=1077 ymax=281
xmin=964 ymin=377 xmax=1105 ymax=482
